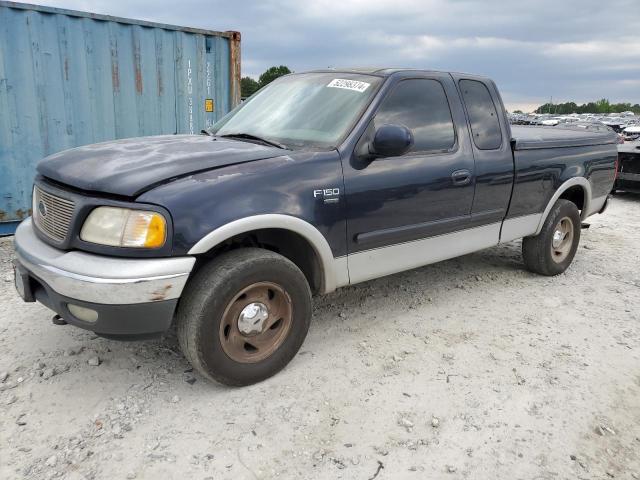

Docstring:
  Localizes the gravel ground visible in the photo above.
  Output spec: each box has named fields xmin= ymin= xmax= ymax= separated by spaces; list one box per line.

xmin=1 ymin=195 xmax=639 ymax=480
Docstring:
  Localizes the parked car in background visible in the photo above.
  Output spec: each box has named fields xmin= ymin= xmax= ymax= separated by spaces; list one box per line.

xmin=13 ymin=68 xmax=618 ymax=385
xmin=508 ymin=113 xmax=638 ymax=133
xmin=622 ymin=126 xmax=640 ymax=142
xmin=569 ymin=122 xmax=626 ymax=143
xmin=614 ymin=142 xmax=640 ymax=193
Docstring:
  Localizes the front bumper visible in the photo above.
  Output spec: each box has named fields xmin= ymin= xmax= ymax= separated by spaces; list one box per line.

xmin=13 ymin=218 xmax=195 ymax=337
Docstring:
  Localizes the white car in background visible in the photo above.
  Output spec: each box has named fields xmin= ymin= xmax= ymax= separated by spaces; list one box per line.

xmin=623 ymin=125 xmax=640 ymax=141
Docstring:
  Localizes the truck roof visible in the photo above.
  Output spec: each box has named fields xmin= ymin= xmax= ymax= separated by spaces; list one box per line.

xmin=306 ymin=67 xmax=489 ymax=79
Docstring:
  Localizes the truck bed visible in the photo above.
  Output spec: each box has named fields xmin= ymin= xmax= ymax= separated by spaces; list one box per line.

xmin=506 ymin=125 xmax=618 ymax=221
xmin=511 ymin=125 xmax=618 ymax=150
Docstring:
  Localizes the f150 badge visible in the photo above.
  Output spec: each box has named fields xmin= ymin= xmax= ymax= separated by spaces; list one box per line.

xmin=314 ymin=188 xmax=340 ymax=204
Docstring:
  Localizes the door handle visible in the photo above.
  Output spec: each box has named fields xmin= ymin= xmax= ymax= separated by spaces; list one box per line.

xmin=451 ymin=169 xmax=472 ymax=186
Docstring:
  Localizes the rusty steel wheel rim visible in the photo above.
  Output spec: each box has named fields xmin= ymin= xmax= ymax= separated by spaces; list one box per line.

xmin=550 ymin=216 xmax=574 ymax=263
xmin=219 ymin=282 xmax=293 ymax=363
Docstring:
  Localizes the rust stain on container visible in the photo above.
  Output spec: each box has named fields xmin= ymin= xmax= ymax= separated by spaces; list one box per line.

xmin=155 ymin=38 xmax=164 ymax=96
xmin=111 ymin=39 xmax=120 ymax=92
xmin=133 ymin=42 xmax=143 ymax=94
xmin=135 ymin=66 xmax=143 ymax=93
xmin=228 ymin=30 xmax=242 ymax=107
xmin=111 ymin=62 xmax=120 ymax=92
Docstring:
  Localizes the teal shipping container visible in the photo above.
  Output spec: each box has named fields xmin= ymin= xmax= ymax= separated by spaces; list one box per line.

xmin=0 ymin=1 xmax=241 ymax=233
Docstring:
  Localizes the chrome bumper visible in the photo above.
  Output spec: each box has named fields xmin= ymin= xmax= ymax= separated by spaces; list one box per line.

xmin=14 ymin=218 xmax=195 ymax=305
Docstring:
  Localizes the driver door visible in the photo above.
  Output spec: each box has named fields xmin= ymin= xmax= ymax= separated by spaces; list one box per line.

xmin=342 ymin=74 xmax=482 ymax=283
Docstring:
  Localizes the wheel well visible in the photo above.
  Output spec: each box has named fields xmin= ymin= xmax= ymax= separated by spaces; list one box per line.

xmin=558 ymin=185 xmax=585 ymax=211
xmin=195 ymin=228 xmax=323 ymax=294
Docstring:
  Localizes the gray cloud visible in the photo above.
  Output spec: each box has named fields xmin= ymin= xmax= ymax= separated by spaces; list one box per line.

xmin=39 ymin=0 xmax=640 ymax=110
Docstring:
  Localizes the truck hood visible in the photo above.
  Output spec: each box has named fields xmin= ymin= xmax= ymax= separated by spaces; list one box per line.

xmin=37 ymin=135 xmax=285 ymax=197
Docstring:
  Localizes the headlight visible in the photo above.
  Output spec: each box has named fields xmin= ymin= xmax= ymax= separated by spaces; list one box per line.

xmin=80 ymin=207 xmax=167 ymax=248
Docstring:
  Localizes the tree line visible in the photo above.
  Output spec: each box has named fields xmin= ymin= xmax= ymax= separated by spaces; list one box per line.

xmin=241 ymin=65 xmax=291 ymax=98
xmin=533 ymin=99 xmax=640 ymax=115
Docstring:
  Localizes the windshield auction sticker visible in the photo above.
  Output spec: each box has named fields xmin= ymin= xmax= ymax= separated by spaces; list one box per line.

xmin=327 ymin=78 xmax=371 ymax=93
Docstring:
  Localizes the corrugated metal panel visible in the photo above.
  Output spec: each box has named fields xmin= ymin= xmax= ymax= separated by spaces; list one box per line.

xmin=0 ymin=1 xmax=241 ymax=230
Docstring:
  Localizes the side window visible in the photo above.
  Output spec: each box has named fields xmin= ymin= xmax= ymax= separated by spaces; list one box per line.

xmin=374 ymin=79 xmax=455 ymax=153
xmin=458 ymin=79 xmax=502 ymax=150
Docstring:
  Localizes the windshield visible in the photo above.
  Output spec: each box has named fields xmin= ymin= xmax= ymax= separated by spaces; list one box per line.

xmin=209 ymin=72 xmax=383 ymax=149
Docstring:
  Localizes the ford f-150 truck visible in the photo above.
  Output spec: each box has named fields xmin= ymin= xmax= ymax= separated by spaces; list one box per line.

xmin=13 ymin=69 xmax=617 ymax=386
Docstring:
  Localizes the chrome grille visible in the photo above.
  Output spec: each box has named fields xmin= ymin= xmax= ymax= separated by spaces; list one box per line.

xmin=33 ymin=185 xmax=75 ymax=242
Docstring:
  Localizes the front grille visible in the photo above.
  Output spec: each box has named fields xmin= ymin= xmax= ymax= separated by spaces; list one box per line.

xmin=33 ymin=185 xmax=75 ymax=242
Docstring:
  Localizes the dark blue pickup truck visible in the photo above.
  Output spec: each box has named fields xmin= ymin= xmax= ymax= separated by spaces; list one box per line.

xmin=13 ymin=69 xmax=618 ymax=385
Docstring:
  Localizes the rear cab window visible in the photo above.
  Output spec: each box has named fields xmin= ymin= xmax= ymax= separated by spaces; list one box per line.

xmin=459 ymin=79 xmax=502 ymax=150
xmin=374 ymin=78 xmax=456 ymax=154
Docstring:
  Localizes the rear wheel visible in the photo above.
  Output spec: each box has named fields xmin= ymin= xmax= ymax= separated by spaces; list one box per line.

xmin=176 ymin=248 xmax=312 ymax=386
xmin=522 ymin=199 xmax=581 ymax=276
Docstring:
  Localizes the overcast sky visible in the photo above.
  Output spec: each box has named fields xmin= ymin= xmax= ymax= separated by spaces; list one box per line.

xmin=39 ymin=0 xmax=640 ymax=112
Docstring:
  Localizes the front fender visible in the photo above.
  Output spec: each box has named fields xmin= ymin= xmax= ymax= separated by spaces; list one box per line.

xmin=187 ymin=214 xmax=349 ymax=293
xmin=137 ymin=150 xmax=348 ymax=292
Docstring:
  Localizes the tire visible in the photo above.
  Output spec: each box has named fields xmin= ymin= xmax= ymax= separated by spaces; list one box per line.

xmin=176 ymin=248 xmax=312 ymax=386
xmin=522 ymin=199 xmax=581 ymax=276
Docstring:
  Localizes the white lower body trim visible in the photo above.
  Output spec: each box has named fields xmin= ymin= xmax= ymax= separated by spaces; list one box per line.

xmin=342 ymin=187 xmax=608 ymax=287
xmin=331 ymin=256 xmax=350 ymax=291
xmin=585 ymin=194 xmax=607 ymax=217
xmin=499 ymin=214 xmax=541 ymax=243
xmin=347 ymin=222 xmax=501 ymax=285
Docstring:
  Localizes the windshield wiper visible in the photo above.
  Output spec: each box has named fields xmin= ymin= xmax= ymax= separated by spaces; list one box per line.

xmin=219 ymin=133 xmax=287 ymax=149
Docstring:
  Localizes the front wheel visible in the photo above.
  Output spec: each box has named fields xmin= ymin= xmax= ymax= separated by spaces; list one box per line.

xmin=176 ymin=248 xmax=312 ymax=386
xmin=522 ymin=199 xmax=581 ymax=276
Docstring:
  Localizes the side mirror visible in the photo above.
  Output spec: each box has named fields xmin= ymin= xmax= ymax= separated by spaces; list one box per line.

xmin=370 ymin=124 xmax=413 ymax=158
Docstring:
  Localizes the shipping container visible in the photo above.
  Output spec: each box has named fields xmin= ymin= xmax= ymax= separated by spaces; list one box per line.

xmin=0 ymin=1 xmax=241 ymax=234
